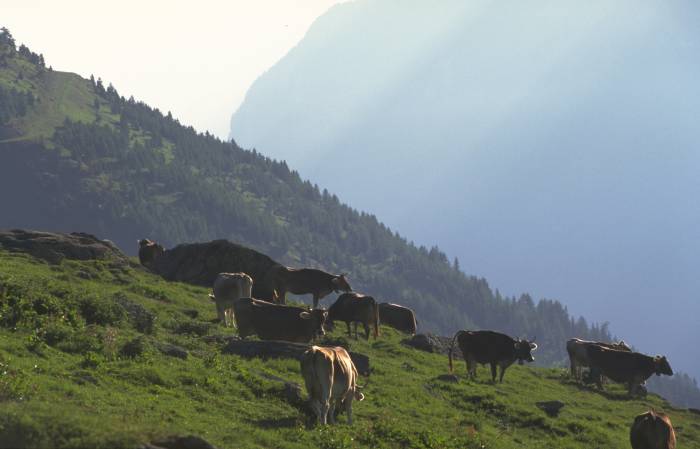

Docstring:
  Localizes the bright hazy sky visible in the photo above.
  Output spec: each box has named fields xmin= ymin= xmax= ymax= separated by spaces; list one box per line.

xmin=3 ymin=0 xmax=347 ymax=138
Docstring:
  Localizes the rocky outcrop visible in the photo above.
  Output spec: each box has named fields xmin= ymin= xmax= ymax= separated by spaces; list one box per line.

xmin=402 ymin=333 xmax=460 ymax=359
xmin=147 ymin=239 xmax=282 ymax=300
xmin=0 ymin=229 xmax=129 ymax=265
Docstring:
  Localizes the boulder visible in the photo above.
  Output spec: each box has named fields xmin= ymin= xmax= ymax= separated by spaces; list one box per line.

xmin=147 ymin=239 xmax=282 ymax=300
xmin=403 ymin=333 xmax=460 ymax=358
xmin=222 ymin=339 xmax=370 ymax=375
xmin=436 ymin=374 xmax=459 ymax=383
xmin=0 ymin=229 xmax=129 ymax=265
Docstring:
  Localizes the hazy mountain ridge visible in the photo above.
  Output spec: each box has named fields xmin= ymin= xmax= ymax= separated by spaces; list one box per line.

xmin=0 ymin=28 xmax=612 ymax=367
xmin=229 ymin=0 xmax=700 ymax=378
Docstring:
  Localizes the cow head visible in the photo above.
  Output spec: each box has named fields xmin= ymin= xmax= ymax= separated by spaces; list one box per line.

xmin=653 ymin=356 xmax=673 ymax=376
xmin=514 ymin=338 xmax=538 ymax=365
xmin=138 ymin=238 xmax=164 ymax=266
xmin=331 ymin=274 xmax=352 ymax=293
xmin=300 ymin=309 xmax=328 ymax=338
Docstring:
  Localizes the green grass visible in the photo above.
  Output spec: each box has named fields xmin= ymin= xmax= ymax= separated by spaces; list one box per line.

xmin=0 ymin=250 xmax=699 ymax=449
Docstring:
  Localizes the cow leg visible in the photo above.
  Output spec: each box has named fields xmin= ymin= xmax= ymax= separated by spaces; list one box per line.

xmin=499 ymin=364 xmax=507 ymax=383
xmin=313 ymin=294 xmax=319 ymax=309
xmin=363 ymin=322 xmax=370 ymax=340
xmin=346 ymin=322 xmax=352 ymax=337
xmin=570 ymin=360 xmax=577 ymax=379
xmin=216 ymin=302 xmax=226 ymax=325
xmin=490 ymin=363 xmax=498 ymax=383
xmin=327 ymin=401 xmax=337 ymax=425
xmin=344 ymin=395 xmax=354 ymax=425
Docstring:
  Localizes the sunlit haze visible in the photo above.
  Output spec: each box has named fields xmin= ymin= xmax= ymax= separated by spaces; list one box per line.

xmin=3 ymin=0 xmax=347 ymax=138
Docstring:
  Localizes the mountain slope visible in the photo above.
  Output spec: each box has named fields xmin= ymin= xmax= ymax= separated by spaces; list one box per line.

xmin=1 ymin=245 xmax=699 ymax=449
xmin=229 ymin=0 xmax=700 ymax=378
xmin=0 ymin=28 xmax=613 ymax=366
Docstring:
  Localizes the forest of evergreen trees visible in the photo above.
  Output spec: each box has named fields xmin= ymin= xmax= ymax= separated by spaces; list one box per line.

xmin=1 ymin=28 xmax=698 ymax=406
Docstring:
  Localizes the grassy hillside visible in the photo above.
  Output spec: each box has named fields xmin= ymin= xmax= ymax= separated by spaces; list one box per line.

xmin=0 ymin=27 xmax=615 ymax=367
xmin=1 ymin=248 xmax=699 ymax=449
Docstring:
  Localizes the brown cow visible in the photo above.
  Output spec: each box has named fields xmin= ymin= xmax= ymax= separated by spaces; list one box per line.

xmin=233 ymin=298 xmax=327 ymax=343
xmin=271 ymin=266 xmax=351 ymax=307
xmin=208 ymin=272 xmax=253 ymax=327
xmin=586 ymin=345 xmax=673 ymax=395
xmin=327 ymin=293 xmax=380 ymax=340
xmin=378 ymin=303 xmax=417 ymax=335
xmin=449 ymin=330 xmax=537 ymax=382
xmin=300 ymin=346 xmax=365 ymax=425
xmin=138 ymin=239 xmax=164 ymax=267
xmin=566 ymin=338 xmax=631 ymax=380
xmin=630 ymin=410 xmax=676 ymax=449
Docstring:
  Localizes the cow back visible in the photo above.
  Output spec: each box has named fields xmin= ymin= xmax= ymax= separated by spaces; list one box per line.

xmin=587 ymin=346 xmax=656 ymax=384
xmin=378 ymin=303 xmax=417 ymax=334
xmin=630 ymin=411 xmax=676 ymax=449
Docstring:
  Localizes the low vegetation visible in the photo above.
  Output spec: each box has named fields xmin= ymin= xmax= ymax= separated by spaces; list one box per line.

xmin=1 ymin=249 xmax=698 ymax=449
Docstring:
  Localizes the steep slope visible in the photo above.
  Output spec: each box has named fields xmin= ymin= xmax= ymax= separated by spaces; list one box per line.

xmin=0 ymin=28 xmax=613 ymax=365
xmin=229 ymin=0 xmax=700 ymax=378
xmin=1 ymin=244 xmax=699 ymax=449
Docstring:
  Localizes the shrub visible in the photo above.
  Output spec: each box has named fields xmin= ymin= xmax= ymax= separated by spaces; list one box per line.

xmin=79 ymin=295 xmax=126 ymax=326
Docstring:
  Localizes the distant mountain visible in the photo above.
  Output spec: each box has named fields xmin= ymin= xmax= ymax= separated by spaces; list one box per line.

xmin=229 ymin=0 xmax=700 ymax=378
xmin=0 ymin=27 xmax=614 ymax=365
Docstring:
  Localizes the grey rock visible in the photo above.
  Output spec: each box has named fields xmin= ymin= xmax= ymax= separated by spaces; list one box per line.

xmin=536 ymin=400 xmax=565 ymax=417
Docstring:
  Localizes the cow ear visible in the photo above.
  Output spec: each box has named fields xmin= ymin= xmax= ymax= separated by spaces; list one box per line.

xmin=299 ymin=312 xmax=311 ymax=320
xmin=530 ymin=342 xmax=538 ymax=350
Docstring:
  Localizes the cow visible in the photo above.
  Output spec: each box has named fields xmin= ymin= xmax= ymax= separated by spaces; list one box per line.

xmin=378 ymin=303 xmax=417 ymax=335
xmin=586 ymin=345 xmax=673 ymax=395
xmin=300 ymin=346 xmax=365 ymax=425
xmin=233 ymin=298 xmax=327 ymax=343
xmin=208 ymin=272 xmax=253 ymax=327
xmin=566 ymin=338 xmax=632 ymax=380
xmin=630 ymin=410 xmax=676 ymax=449
xmin=138 ymin=239 xmax=164 ymax=267
xmin=448 ymin=330 xmax=538 ymax=383
xmin=326 ymin=293 xmax=380 ymax=340
xmin=270 ymin=266 xmax=351 ymax=308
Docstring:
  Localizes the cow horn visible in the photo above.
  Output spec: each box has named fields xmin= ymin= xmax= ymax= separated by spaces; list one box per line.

xmin=299 ymin=311 xmax=311 ymax=320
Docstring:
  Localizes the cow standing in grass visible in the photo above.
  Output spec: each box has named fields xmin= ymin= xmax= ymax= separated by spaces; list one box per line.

xmin=630 ymin=410 xmax=676 ymax=449
xmin=586 ymin=346 xmax=673 ymax=396
xmin=208 ymin=272 xmax=253 ymax=327
xmin=448 ymin=330 xmax=537 ymax=382
xmin=566 ymin=338 xmax=631 ymax=380
xmin=271 ymin=266 xmax=351 ymax=307
xmin=326 ymin=293 xmax=380 ymax=340
xmin=300 ymin=346 xmax=365 ymax=425
xmin=233 ymin=298 xmax=327 ymax=343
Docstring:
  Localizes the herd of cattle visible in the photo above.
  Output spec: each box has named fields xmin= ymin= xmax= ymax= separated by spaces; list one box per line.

xmin=138 ymin=239 xmax=679 ymax=448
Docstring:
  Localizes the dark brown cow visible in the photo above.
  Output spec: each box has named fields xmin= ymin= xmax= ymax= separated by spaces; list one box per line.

xmin=271 ymin=266 xmax=351 ymax=308
xmin=138 ymin=239 xmax=164 ymax=267
xmin=448 ymin=330 xmax=537 ymax=382
xmin=630 ymin=410 xmax=676 ymax=449
xmin=378 ymin=303 xmax=417 ymax=335
xmin=327 ymin=293 xmax=380 ymax=340
xmin=233 ymin=298 xmax=327 ymax=343
xmin=586 ymin=345 xmax=673 ymax=395
xmin=566 ymin=338 xmax=632 ymax=380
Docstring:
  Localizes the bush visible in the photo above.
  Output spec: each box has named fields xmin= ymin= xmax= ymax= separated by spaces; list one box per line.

xmin=79 ymin=295 xmax=126 ymax=326
xmin=120 ymin=336 xmax=152 ymax=359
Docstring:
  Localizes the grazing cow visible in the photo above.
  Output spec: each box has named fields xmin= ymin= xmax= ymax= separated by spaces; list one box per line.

xmin=327 ymin=293 xmax=380 ymax=340
xmin=566 ymin=338 xmax=632 ymax=380
xmin=233 ymin=298 xmax=327 ymax=343
xmin=138 ymin=239 xmax=164 ymax=267
xmin=586 ymin=345 xmax=673 ymax=395
xmin=378 ymin=303 xmax=417 ymax=335
xmin=300 ymin=346 xmax=365 ymax=425
xmin=448 ymin=330 xmax=538 ymax=382
xmin=208 ymin=272 xmax=253 ymax=327
xmin=271 ymin=266 xmax=351 ymax=307
xmin=630 ymin=411 xmax=676 ymax=449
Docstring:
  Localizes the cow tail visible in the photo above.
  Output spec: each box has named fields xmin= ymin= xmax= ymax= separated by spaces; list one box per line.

xmin=373 ymin=301 xmax=380 ymax=338
xmin=448 ymin=331 xmax=462 ymax=373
